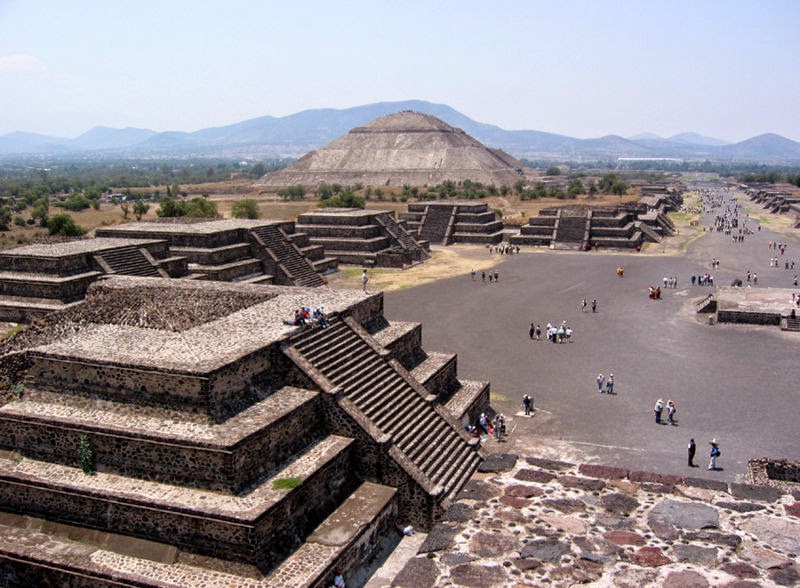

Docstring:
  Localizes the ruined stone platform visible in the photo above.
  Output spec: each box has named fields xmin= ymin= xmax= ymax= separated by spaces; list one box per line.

xmin=715 ymin=286 xmax=798 ymax=325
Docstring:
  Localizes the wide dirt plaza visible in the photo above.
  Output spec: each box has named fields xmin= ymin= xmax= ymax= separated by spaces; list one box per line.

xmin=383 ymin=189 xmax=799 ymax=482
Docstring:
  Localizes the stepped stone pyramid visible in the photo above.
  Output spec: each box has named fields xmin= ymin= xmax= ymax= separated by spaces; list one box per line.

xmin=295 ymin=208 xmax=430 ymax=267
xmin=400 ymin=201 xmax=504 ymax=245
xmin=0 ymin=219 xmax=337 ymax=322
xmin=258 ymin=111 xmax=531 ymax=188
xmin=0 ymin=276 xmax=489 ymax=586
xmin=510 ymin=186 xmax=683 ymax=251
xmin=0 ymin=237 xmax=187 ymax=322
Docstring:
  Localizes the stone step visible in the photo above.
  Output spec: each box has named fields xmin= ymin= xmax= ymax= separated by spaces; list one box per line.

xmin=0 ymin=435 xmax=355 ymax=570
xmin=0 ymin=386 xmax=323 ymax=494
xmin=410 ymin=423 xmax=451 ymax=463
xmin=0 ymin=296 xmax=83 ymax=323
xmin=327 ymin=352 xmax=381 ymax=385
xmin=365 ymin=381 xmax=421 ymax=428
xmin=410 ymin=351 xmax=457 ymax=395
xmin=348 ymin=371 xmax=399 ymax=405
xmin=262 ymin=481 xmax=397 ymax=588
xmin=443 ymin=379 xmax=490 ymax=424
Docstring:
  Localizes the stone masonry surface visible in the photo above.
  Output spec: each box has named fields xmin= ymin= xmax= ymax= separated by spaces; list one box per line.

xmin=389 ymin=455 xmax=800 ymax=587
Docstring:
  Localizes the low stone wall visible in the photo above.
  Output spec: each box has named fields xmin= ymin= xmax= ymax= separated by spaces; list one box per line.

xmin=717 ymin=310 xmax=782 ymax=325
xmin=0 ymin=272 xmax=99 ymax=301
xmin=171 ymin=243 xmax=251 ymax=265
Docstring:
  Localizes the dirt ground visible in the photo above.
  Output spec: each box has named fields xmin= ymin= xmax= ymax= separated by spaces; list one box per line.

xmin=383 ymin=187 xmax=800 ymax=482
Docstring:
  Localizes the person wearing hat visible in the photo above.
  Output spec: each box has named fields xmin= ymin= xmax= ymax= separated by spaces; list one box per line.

xmin=654 ymin=399 xmax=664 ymax=424
xmin=605 ymin=374 xmax=614 ymax=394
xmin=708 ymin=439 xmax=721 ymax=470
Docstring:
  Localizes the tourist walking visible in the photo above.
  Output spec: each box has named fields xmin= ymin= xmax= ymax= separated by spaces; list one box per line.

xmin=591 ymin=299 xmax=597 ymax=313
xmin=596 ymin=373 xmax=605 ymax=393
xmin=535 ymin=324 xmax=541 ymax=340
xmin=471 ymin=269 xmax=476 ymax=281
xmin=654 ymin=399 xmax=664 ymax=424
xmin=708 ymin=439 xmax=721 ymax=470
xmin=522 ymin=394 xmax=533 ymax=415
xmin=605 ymin=374 xmax=614 ymax=394
xmin=361 ymin=269 xmax=369 ymax=292
xmin=529 ymin=322 xmax=535 ymax=340
xmin=688 ymin=438 xmax=696 ymax=467
xmin=667 ymin=399 xmax=677 ymax=425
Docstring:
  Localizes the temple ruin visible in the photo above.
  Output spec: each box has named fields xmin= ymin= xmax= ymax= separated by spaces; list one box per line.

xmin=294 ymin=208 xmax=430 ymax=267
xmin=0 ymin=219 xmax=335 ymax=322
xmin=0 ymin=276 xmax=489 ymax=585
xmin=511 ymin=187 xmax=683 ymax=250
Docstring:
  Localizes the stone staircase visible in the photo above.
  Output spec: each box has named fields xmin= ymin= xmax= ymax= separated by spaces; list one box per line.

xmin=374 ymin=212 xmax=430 ymax=261
xmin=286 ymin=317 xmax=482 ymax=504
xmin=635 ymin=221 xmax=663 ymax=243
xmin=553 ymin=211 xmax=588 ymax=249
xmin=95 ymin=246 xmax=163 ymax=277
xmin=250 ymin=225 xmax=325 ymax=287
xmin=780 ymin=316 xmax=800 ymax=331
xmin=418 ymin=204 xmax=456 ymax=245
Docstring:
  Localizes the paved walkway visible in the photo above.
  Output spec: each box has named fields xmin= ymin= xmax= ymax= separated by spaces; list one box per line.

xmin=385 ymin=188 xmax=800 ymax=482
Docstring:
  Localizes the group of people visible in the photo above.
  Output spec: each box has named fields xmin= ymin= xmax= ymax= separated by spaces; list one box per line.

xmin=284 ymin=306 xmax=330 ymax=328
xmin=487 ymin=243 xmax=520 ymax=255
xmin=471 ymin=269 xmax=500 ymax=283
xmin=661 ymin=276 xmax=679 ymax=288
xmin=653 ymin=398 xmax=677 ymax=425
xmin=579 ymin=298 xmax=598 ymax=313
xmin=688 ymin=437 xmax=722 ymax=471
xmin=539 ymin=321 xmax=574 ymax=343
xmin=595 ymin=373 xmax=615 ymax=394
xmin=690 ymin=274 xmax=715 ymax=286
xmin=466 ymin=412 xmax=507 ymax=441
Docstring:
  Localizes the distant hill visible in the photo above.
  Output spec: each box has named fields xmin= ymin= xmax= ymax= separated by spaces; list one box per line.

xmin=1 ymin=100 xmax=799 ymax=163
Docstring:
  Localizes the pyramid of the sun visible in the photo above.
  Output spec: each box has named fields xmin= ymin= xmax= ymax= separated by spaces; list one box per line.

xmin=258 ymin=111 xmax=531 ymax=188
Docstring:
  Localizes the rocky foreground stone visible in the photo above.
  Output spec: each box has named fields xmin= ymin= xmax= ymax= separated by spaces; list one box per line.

xmin=390 ymin=455 xmax=800 ymax=587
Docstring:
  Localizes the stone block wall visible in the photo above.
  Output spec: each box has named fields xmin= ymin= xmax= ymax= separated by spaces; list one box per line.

xmin=0 ymin=440 xmax=356 ymax=571
xmin=0 ymin=392 xmax=327 ymax=493
xmin=0 ymin=273 xmax=99 ymax=301
xmin=717 ymin=310 xmax=781 ymax=325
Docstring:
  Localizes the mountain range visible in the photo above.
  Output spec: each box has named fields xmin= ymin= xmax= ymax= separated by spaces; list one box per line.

xmin=2 ymin=100 xmax=800 ymax=163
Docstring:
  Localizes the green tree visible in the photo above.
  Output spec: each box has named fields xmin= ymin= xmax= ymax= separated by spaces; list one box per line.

xmin=184 ymin=196 xmax=220 ymax=218
xmin=31 ymin=197 xmax=49 ymax=227
xmin=48 ymin=213 xmax=85 ymax=236
xmin=277 ymin=185 xmax=306 ymax=200
xmin=546 ymin=166 xmax=562 ymax=176
xmin=513 ymin=179 xmax=526 ymax=195
xmin=315 ymin=183 xmax=335 ymax=199
xmin=0 ymin=206 xmax=11 ymax=230
xmin=232 ymin=199 xmax=260 ymax=219
xmin=611 ymin=180 xmax=629 ymax=195
xmin=59 ymin=193 xmax=92 ymax=211
xmin=567 ymin=178 xmax=585 ymax=197
xmin=249 ymin=162 xmax=266 ymax=178
xmin=156 ymin=195 xmax=183 ymax=217
xmin=120 ymin=202 xmax=130 ymax=220
xmin=133 ymin=201 xmax=150 ymax=220
xmin=319 ymin=190 xmax=365 ymax=209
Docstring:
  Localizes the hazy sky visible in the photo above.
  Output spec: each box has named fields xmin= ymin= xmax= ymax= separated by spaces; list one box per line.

xmin=1 ymin=0 xmax=798 ymax=141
